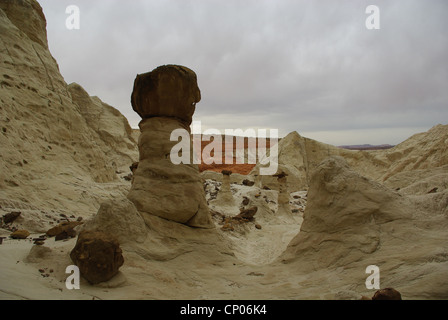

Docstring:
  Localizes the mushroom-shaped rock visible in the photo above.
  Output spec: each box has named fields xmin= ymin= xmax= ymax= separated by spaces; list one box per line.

xmin=128 ymin=65 xmax=212 ymax=228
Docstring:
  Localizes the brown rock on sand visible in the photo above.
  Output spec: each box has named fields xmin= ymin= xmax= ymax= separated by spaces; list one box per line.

xmin=372 ymin=288 xmax=402 ymax=300
xmin=10 ymin=229 xmax=30 ymax=239
xmin=46 ymin=221 xmax=83 ymax=238
xmin=235 ymin=206 xmax=257 ymax=221
xmin=2 ymin=211 xmax=21 ymax=224
xmin=70 ymin=231 xmax=124 ymax=285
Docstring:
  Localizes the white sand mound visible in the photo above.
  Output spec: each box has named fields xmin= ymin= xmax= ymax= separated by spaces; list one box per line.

xmin=252 ymin=124 xmax=448 ymax=193
xmin=279 ymin=156 xmax=448 ymax=299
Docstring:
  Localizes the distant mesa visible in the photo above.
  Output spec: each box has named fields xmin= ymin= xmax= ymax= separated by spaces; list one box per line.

xmin=338 ymin=144 xmax=394 ymax=150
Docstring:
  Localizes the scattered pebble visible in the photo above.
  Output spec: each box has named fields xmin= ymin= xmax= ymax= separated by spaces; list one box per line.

xmin=2 ymin=211 xmax=21 ymax=224
xmin=10 ymin=229 xmax=30 ymax=239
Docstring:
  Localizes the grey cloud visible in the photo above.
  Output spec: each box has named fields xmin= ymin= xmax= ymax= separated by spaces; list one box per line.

xmin=40 ymin=0 xmax=448 ymax=145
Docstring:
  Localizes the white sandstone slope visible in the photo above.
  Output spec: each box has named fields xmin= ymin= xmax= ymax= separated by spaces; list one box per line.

xmin=0 ymin=0 xmax=138 ymax=222
xmin=278 ymin=156 xmax=448 ymax=299
xmin=380 ymin=124 xmax=448 ymax=186
xmin=253 ymin=124 xmax=448 ymax=193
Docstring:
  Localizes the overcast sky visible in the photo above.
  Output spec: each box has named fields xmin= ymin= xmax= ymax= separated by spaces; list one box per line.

xmin=39 ymin=0 xmax=448 ymax=145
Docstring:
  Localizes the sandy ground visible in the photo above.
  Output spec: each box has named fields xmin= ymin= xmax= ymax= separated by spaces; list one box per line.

xmin=0 ymin=182 xmax=310 ymax=300
xmin=1 ymin=178 xmax=446 ymax=301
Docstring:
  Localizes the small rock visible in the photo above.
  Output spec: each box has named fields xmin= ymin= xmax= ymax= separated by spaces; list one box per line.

xmin=46 ymin=221 xmax=82 ymax=238
xmin=59 ymin=213 xmax=68 ymax=219
xmin=55 ymin=228 xmax=77 ymax=241
xmin=122 ymin=173 xmax=132 ymax=181
xmin=10 ymin=229 xmax=30 ymax=239
xmin=70 ymin=231 xmax=124 ymax=284
xmin=372 ymin=288 xmax=402 ymax=300
xmin=221 ymin=170 xmax=232 ymax=176
xmin=235 ymin=206 xmax=257 ymax=221
xmin=129 ymin=161 xmax=139 ymax=173
xmin=3 ymin=211 xmax=21 ymax=224
xmin=255 ymin=224 xmax=262 ymax=230
xmin=242 ymin=179 xmax=255 ymax=187
xmin=241 ymin=197 xmax=250 ymax=206
xmin=221 ymin=223 xmax=234 ymax=232
xmin=427 ymin=187 xmax=438 ymax=194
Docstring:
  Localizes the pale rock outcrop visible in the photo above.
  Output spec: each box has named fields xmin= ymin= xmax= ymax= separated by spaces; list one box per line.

xmin=252 ymin=131 xmax=340 ymax=192
xmin=128 ymin=65 xmax=212 ymax=228
xmin=279 ymin=156 xmax=448 ymax=299
xmin=252 ymin=124 xmax=448 ymax=193
xmin=380 ymin=124 xmax=448 ymax=183
xmin=0 ymin=0 xmax=138 ymax=220
xmin=0 ymin=0 xmax=48 ymax=49
xmin=280 ymin=156 xmax=412 ymax=269
xmin=210 ymin=170 xmax=236 ymax=208
xmin=68 ymin=83 xmax=138 ymax=171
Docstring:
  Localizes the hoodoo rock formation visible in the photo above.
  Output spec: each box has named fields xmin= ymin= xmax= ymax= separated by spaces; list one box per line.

xmin=127 ymin=65 xmax=212 ymax=228
xmin=274 ymin=171 xmax=292 ymax=218
xmin=213 ymin=170 xmax=236 ymax=206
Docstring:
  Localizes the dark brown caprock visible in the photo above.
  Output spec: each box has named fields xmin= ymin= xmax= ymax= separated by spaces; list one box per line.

xmin=131 ymin=65 xmax=201 ymax=125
